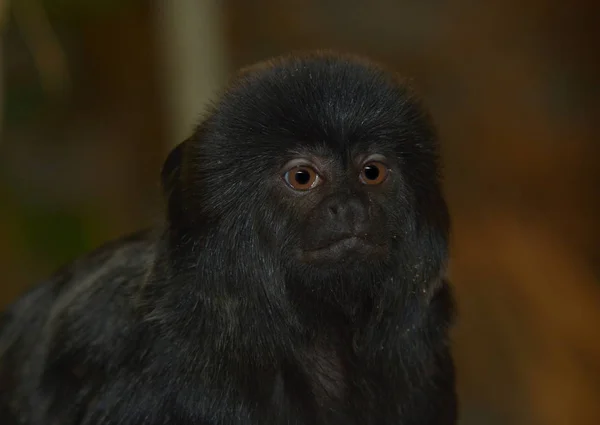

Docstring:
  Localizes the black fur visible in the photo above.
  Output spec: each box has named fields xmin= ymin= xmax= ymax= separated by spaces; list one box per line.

xmin=0 ymin=51 xmax=457 ymax=425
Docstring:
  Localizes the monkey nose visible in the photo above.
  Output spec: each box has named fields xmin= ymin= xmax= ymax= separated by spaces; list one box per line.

xmin=323 ymin=196 xmax=369 ymax=234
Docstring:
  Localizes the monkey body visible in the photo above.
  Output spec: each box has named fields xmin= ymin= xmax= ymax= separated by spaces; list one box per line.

xmin=0 ymin=52 xmax=457 ymax=425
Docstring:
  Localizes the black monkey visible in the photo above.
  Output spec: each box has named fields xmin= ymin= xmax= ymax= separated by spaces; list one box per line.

xmin=0 ymin=51 xmax=457 ymax=425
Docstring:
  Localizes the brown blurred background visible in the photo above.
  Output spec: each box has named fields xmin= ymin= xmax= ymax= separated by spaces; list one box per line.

xmin=1 ymin=1 xmax=599 ymax=424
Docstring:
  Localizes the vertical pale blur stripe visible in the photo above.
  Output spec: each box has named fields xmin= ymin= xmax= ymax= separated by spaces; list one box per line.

xmin=0 ymin=0 xmax=6 ymax=138
xmin=153 ymin=0 xmax=229 ymax=148
xmin=0 ymin=32 xmax=3 ymax=139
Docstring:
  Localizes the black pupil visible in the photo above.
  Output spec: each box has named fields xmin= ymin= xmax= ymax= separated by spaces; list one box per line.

xmin=295 ymin=169 xmax=311 ymax=185
xmin=364 ymin=165 xmax=380 ymax=181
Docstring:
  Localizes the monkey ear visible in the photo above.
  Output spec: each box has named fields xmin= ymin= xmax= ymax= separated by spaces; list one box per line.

xmin=160 ymin=139 xmax=189 ymax=226
xmin=161 ymin=140 xmax=187 ymax=194
xmin=161 ymin=124 xmax=207 ymax=225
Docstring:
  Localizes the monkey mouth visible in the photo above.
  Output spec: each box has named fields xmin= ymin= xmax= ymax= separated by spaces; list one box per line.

xmin=300 ymin=236 xmax=382 ymax=263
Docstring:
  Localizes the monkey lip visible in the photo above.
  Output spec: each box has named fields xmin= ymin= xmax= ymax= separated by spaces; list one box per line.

xmin=301 ymin=236 xmax=380 ymax=263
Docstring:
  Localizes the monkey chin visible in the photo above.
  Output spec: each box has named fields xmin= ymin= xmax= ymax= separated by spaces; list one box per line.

xmin=299 ymin=236 xmax=387 ymax=264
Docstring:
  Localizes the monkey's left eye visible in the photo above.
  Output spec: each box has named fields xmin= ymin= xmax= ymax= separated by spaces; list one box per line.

xmin=360 ymin=161 xmax=389 ymax=185
xmin=283 ymin=166 xmax=321 ymax=191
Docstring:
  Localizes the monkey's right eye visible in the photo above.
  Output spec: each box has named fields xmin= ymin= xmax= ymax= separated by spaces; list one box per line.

xmin=283 ymin=166 xmax=321 ymax=191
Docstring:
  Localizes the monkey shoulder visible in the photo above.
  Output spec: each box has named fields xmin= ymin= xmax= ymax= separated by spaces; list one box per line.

xmin=0 ymin=229 xmax=167 ymax=422
xmin=1 ymin=229 xmax=158 ymax=378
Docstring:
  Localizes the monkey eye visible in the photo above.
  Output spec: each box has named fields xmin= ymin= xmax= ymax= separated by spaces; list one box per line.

xmin=283 ymin=166 xmax=321 ymax=191
xmin=360 ymin=161 xmax=389 ymax=185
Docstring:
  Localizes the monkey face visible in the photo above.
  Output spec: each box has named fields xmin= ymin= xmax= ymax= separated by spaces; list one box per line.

xmin=181 ymin=52 xmax=449 ymax=285
xmin=277 ymin=151 xmax=398 ymax=266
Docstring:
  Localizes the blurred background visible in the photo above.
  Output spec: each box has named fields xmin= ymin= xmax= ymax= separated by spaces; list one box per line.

xmin=0 ymin=0 xmax=599 ymax=424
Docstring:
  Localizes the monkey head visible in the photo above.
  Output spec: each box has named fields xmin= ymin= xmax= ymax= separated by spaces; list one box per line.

xmin=161 ymin=51 xmax=450 ymax=313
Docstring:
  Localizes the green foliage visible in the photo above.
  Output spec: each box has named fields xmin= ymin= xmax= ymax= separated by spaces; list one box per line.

xmin=3 ymin=78 xmax=46 ymax=125
xmin=19 ymin=204 xmax=92 ymax=272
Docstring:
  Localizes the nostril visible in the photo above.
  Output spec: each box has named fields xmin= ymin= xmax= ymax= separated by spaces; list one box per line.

xmin=328 ymin=204 xmax=339 ymax=216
